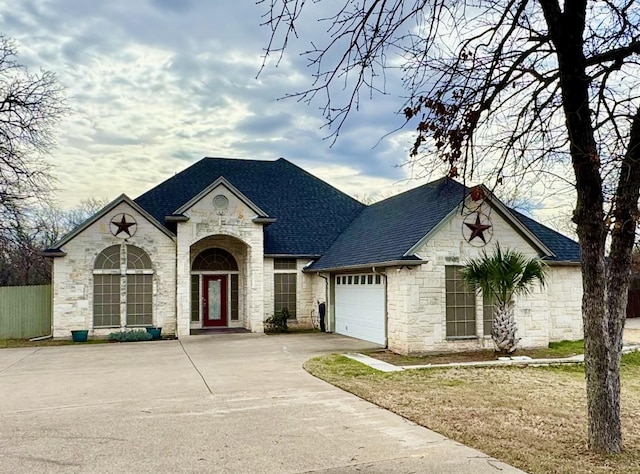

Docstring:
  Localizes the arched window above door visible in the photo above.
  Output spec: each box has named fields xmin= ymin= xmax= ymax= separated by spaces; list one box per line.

xmin=192 ymin=248 xmax=238 ymax=271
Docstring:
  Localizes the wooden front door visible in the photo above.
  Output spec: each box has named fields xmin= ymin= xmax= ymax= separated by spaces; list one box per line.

xmin=202 ymin=275 xmax=227 ymax=327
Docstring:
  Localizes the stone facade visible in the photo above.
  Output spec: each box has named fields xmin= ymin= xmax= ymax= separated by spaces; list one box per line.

xmin=175 ymin=183 xmax=265 ymax=336
xmin=261 ymin=259 xmax=326 ymax=329
xmin=382 ymin=201 xmax=583 ymax=354
xmin=51 ymin=200 xmax=176 ymax=338
xmin=50 ymin=186 xmax=582 ymax=354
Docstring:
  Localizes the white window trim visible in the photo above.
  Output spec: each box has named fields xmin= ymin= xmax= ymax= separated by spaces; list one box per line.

xmin=93 ymin=244 xmax=154 ymax=329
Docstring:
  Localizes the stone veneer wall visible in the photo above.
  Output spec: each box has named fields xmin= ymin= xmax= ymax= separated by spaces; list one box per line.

xmin=263 ymin=259 xmax=325 ymax=329
xmin=385 ymin=202 xmax=583 ymax=354
xmin=547 ymin=266 xmax=583 ymax=341
xmin=51 ymin=201 xmax=176 ymax=337
xmin=175 ymin=184 xmax=264 ymax=336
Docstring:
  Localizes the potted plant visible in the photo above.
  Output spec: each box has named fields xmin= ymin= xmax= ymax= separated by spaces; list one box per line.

xmin=145 ymin=326 xmax=162 ymax=340
xmin=71 ymin=329 xmax=89 ymax=343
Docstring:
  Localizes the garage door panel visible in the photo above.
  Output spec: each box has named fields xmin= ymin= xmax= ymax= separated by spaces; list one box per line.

xmin=335 ymin=275 xmax=385 ymax=345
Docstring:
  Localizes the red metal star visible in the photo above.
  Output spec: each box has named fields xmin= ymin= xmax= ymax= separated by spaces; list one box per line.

xmin=465 ymin=213 xmax=492 ymax=243
xmin=111 ymin=215 xmax=136 ymax=237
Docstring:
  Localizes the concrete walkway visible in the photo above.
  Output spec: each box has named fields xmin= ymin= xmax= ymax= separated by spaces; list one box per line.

xmin=347 ymin=321 xmax=640 ymax=373
xmin=0 ymin=333 xmax=524 ymax=473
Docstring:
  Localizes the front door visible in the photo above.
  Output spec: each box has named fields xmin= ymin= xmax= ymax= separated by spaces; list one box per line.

xmin=203 ymin=275 xmax=227 ymax=327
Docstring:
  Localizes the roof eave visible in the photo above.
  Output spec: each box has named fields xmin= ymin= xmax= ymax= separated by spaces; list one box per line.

xmin=544 ymin=260 xmax=581 ymax=267
xmin=252 ymin=217 xmax=277 ymax=225
xmin=265 ymin=253 xmax=320 ymax=259
xmin=404 ymin=205 xmax=460 ymax=257
xmin=165 ymin=214 xmax=189 ymax=222
xmin=174 ymin=176 xmax=269 ymax=217
xmin=40 ymin=249 xmax=67 ymax=258
xmin=480 ymin=185 xmax=557 ymax=258
xmin=304 ymin=258 xmax=426 ymax=273
xmin=46 ymin=194 xmax=176 ymax=251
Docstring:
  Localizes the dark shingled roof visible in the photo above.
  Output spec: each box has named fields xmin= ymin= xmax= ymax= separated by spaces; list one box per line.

xmin=510 ymin=209 xmax=581 ymax=263
xmin=309 ymin=177 xmax=467 ymax=270
xmin=134 ymin=157 xmax=365 ymax=256
xmin=309 ymin=177 xmax=580 ymax=271
xmin=134 ymin=157 xmax=579 ymax=266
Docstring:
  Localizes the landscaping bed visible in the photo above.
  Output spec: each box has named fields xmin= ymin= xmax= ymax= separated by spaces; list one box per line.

xmin=366 ymin=340 xmax=585 ymax=366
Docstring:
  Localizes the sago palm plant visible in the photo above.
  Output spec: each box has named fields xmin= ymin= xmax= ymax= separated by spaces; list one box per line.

xmin=461 ymin=244 xmax=548 ymax=354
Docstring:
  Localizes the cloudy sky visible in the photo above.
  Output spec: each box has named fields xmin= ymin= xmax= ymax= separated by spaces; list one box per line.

xmin=0 ymin=0 xmax=426 ymax=208
xmin=0 ymin=0 xmax=575 ymax=231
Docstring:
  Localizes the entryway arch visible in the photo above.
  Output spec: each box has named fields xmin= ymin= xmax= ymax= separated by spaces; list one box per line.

xmin=190 ymin=236 xmax=247 ymax=329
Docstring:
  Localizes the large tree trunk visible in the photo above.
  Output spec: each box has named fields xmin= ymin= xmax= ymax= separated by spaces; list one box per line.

xmin=538 ymin=0 xmax=637 ymax=453
xmin=589 ymin=109 xmax=640 ymax=452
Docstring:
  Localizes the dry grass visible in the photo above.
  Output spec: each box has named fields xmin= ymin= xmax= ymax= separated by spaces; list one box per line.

xmin=305 ymin=352 xmax=640 ymax=474
xmin=0 ymin=338 xmax=110 ymax=349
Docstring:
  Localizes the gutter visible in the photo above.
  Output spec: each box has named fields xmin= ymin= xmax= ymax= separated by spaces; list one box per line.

xmin=544 ymin=260 xmax=582 ymax=267
xmin=303 ymin=259 xmax=425 ymax=274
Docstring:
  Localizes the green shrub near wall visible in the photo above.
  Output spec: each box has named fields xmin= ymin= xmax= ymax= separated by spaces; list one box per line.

xmin=0 ymin=285 xmax=52 ymax=339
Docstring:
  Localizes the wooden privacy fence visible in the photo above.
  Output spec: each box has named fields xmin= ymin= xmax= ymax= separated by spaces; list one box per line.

xmin=0 ymin=285 xmax=52 ymax=339
xmin=628 ymin=288 xmax=640 ymax=319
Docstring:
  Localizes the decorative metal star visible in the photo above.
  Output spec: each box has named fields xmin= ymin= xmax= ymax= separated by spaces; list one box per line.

xmin=465 ymin=213 xmax=492 ymax=244
xmin=111 ymin=214 xmax=136 ymax=237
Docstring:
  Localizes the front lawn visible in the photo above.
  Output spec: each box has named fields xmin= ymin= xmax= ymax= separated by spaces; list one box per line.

xmin=305 ymin=351 xmax=640 ymax=474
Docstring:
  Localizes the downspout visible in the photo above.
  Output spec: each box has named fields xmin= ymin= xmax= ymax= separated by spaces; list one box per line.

xmin=175 ymin=232 xmax=181 ymax=338
xmin=372 ymin=267 xmax=388 ymax=348
xmin=317 ymin=273 xmax=329 ymax=332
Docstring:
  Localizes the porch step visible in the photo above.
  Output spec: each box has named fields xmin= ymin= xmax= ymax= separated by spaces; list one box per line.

xmin=190 ymin=328 xmax=251 ymax=335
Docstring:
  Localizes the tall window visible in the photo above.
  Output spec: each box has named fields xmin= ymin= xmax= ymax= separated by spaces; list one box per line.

xmin=93 ymin=245 xmax=153 ymax=328
xmin=125 ymin=246 xmax=153 ymax=326
xmin=93 ymin=245 xmax=122 ymax=327
xmin=482 ymin=294 xmax=496 ymax=337
xmin=445 ymin=266 xmax=477 ymax=338
xmin=274 ymin=258 xmax=297 ymax=318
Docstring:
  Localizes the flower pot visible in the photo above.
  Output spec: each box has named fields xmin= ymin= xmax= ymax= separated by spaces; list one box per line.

xmin=145 ymin=327 xmax=162 ymax=340
xmin=71 ymin=330 xmax=89 ymax=343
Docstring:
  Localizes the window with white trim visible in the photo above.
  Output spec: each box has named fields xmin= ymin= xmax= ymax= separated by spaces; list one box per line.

xmin=274 ymin=258 xmax=297 ymax=318
xmin=445 ymin=266 xmax=477 ymax=338
xmin=93 ymin=244 xmax=153 ymax=328
xmin=482 ymin=294 xmax=495 ymax=337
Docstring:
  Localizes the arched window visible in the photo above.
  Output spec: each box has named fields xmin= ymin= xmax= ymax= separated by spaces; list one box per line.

xmin=125 ymin=245 xmax=153 ymax=326
xmin=192 ymin=248 xmax=238 ymax=271
xmin=93 ymin=245 xmax=122 ymax=327
xmin=93 ymin=244 xmax=154 ymax=328
xmin=94 ymin=245 xmax=121 ymax=270
xmin=127 ymin=246 xmax=153 ymax=270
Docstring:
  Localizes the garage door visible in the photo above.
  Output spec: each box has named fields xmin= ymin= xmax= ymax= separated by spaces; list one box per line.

xmin=334 ymin=274 xmax=385 ymax=345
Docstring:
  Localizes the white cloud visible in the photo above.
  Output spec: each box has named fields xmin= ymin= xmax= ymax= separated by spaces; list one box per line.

xmin=0 ymin=0 xmax=574 ymax=230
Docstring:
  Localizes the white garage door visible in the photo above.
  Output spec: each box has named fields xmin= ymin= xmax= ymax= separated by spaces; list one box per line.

xmin=335 ymin=273 xmax=386 ymax=345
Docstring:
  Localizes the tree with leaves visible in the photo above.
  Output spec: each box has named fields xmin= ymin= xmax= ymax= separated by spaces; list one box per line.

xmin=461 ymin=244 xmax=548 ymax=353
xmin=261 ymin=0 xmax=640 ymax=453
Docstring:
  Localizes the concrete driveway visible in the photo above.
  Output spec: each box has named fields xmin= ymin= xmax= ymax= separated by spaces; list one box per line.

xmin=625 ymin=317 xmax=640 ymax=344
xmin=0 ymin=333 xmax=524 ymax=473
